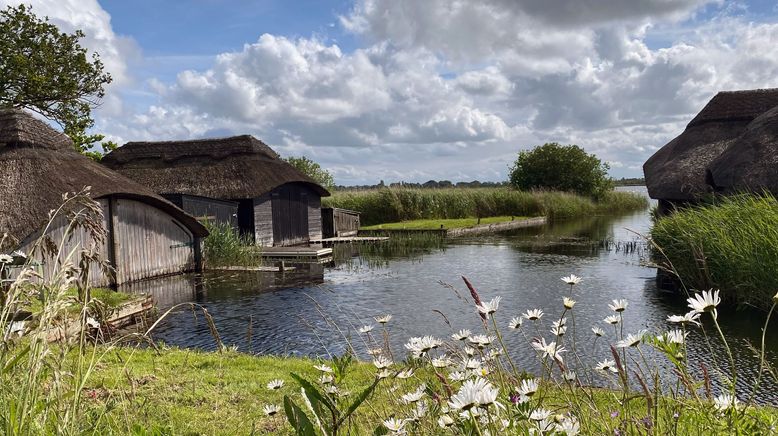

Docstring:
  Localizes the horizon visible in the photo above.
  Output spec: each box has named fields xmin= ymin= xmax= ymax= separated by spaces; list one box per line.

xmin=3 ymin=0 xmax=778 ymax=185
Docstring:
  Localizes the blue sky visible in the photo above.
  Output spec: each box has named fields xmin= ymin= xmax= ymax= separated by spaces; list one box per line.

xmin=5 ymin=0 xmax=778 ymax=185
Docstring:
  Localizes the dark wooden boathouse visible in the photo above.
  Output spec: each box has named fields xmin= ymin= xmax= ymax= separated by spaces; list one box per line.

xmin=0 ymin=109 xmax=208 ymax=286
xmin=102 ymin=135 xmax=330 ymax=247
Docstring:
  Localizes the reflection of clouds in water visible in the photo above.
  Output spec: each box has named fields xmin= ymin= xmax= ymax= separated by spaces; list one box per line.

xmin=134 ymin=197 xmax=778 ymax=404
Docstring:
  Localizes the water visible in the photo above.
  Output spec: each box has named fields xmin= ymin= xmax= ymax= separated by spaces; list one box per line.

xmin=129 ymin=186 xmax=778 ymax=404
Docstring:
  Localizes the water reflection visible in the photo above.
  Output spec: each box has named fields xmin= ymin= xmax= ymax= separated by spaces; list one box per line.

xmin=131 ymin=187 xmax=778 ymax=404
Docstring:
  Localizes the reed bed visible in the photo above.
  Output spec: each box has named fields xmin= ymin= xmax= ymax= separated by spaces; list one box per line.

xmin=651 ymin=193 xmax=778 ymax=309
xmin=323 ymin=188 xmax=648 ymax=226
xmin=202 ymin=221 xmax=263 ymax=267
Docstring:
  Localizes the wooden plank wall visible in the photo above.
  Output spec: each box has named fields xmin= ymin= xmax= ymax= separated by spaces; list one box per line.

xmin=333 ymin=209 xmax=359 ymax=236
xmin=112 ymin=198 xmax=196 ymax=283
xmin=16 ymin=198 xmax=113 ymax=287
xmin=252 ymin=193 xmax=273 ymax=247
xmin=308 ymin=191 xmax=322 ymax=240
xmin=181 ymin=195 xmax=239 ymax=229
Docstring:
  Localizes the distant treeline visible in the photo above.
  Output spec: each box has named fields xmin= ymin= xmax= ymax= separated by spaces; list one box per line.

xmin=335 ymin=178 xmax=644 ymax=190
xmin=613 ymin=177 xmax=645 ymax=186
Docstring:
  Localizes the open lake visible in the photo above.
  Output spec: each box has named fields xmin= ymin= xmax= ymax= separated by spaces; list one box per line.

xmin=129 ymin=186 xmax=778 ymax=404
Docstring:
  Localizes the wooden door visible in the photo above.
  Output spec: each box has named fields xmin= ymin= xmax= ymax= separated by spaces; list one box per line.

xmin=271 ymin=185 xmax=309 ymax=246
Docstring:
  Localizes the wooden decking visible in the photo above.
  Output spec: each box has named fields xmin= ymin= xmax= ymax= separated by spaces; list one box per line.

xmin=310 ymin=236 xmax=389 ymax=243
xmin=260 ymin=246 xmax=333 ymax=259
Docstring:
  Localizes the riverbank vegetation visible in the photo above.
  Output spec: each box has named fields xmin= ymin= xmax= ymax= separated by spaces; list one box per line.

xmin=202 ymin=221 xmax=262 ymax=267
xmin=651 ymin=193 xmax=778 ymax=309
xmin=324 ymin=188 xmax=648 ymax=226
xmin=362 ymin=215 xmax=527 ymax=230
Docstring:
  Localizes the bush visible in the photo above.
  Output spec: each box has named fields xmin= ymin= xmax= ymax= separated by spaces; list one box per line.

xmin=651 ymin=193 xmax=778 ymax=308
xmin=509 ymin=143 xmax=614 ymax=199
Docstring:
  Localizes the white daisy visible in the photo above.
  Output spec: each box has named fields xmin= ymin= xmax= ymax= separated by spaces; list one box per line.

xmin=319 ymin=374 xmax=333 ymax=384
xmin=452 ymin=329 xmax=472 ymax=341
xmin=595 ymin=359 xmax=618 ymax=373
xmin=401 ymin=384 xmax=426 ymax=404
xmin=658 ymin=329 xmax=687 ymax=344
xmin=448 ymin=378 xmax=499 ymax=411
xmin=556 ymin=416 xmax=581 ymax=435
xmin=448 ymin=371 xmax=466 ymax=382
xmin=531 ymin=338 xmax=566 ymax=363
xmin=563 ymin=297 xmax=576 ymax=310
xmin=263 ymin=404 xmax=281 ymax=416
xmin=324 ymin=385 xmax=339 ymax=395
xmin=687 ymin=289 xmax=721 ymax=318
xmin=314 ymin=364 xmax=333 ymax=373
xmin=431 ymin=356 xmax=453 ymax=368
xmin=0 ymin=254 xmax=12 ymax=264
xmin=438 ymin=415 xmax=455 ymax=428
xmin=463 ymin=346 xmax=476 ymax=356
xmin=476 ymin=296 xmax=502 ymax=317
xmin=592 ymin=326 xmax=604 ymax=337
xmin=604 ymin=315 xmax=620 ymax=325
xmin=523 ymin=309 xmax=544 ymax=321
xmin=396 ymin=368 xmax=415 ymax=379
xmin=517 ymin=378 xmax=539 ymax=397
xmin=373 ymin=356 xmax=393 ymax=369
xmin=530 ymin=408 xmax=552 ymax=421
xmin=374 ymin=314 xmax=392 ymax=324
xmin=563 ymin=371 xmax=577 ymax=381
xmin=266 ymin=379 xmax=284 ymax=390
xmin=383 ymin=417 xmax=407 ymax=433
xmin=376 ymin=369 xmax=392 ymax=379
xmin=616 ymin=330 xmax=647 ymax=348
xmin=404 ymin=336 xmax=442 ymax=356
xmin=609 ymin=299 xmax=628 ymax=312
xmin=551 ymin=325 xmax=567 ymax=337
xmin=468 ymin=334 xmax=495 ymax=348
xmin=714 ymin=393 xmax=740 ymax=412
xmin=509 ymin=317 xmax=523 ymax=329
xmin=367 ymin=348 xmax=383 ymax=356
xmin=561 ymin=274 xmax=582 ymax=285
xmin=667 ymin=311 xmax=702 ymax=326
xmin=358 ymin=324 xmax=374 ymax=334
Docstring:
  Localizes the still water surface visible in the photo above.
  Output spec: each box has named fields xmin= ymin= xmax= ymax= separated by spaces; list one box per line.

xmin=132 ymin=187 xmax=778 ymax=404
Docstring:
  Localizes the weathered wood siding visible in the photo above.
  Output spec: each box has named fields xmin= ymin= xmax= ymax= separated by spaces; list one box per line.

xmin=112 ymin=198 xmax=196 ymax=283
xmin=308 ymin=193 xmax=322 ymax=240
xmin=166 ymin=195 xmax=238 ymax=229
xmin=253 ymin=193 xmax=273 ymax=247
xmin=321 ymin=208 xmax=359 ymax=238
xmin=252 ymin=184 xmax=324 ymax=247
xmin=16 ymin=198 xmax=113 ymax=287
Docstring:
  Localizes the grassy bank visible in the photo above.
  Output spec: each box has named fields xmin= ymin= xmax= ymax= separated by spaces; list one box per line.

xmin=362 ymin=215 xmax=528 ymax=230
xmin=323 ymin=188 xmax=648 ymax=226
xmin=651 ymin=193 xmax=778 ymax=308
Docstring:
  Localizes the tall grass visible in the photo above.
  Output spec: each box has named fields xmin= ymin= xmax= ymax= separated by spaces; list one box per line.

xmin=323 ymin=188 xmax=648 ymax=226
xmin=202 ymin=221 xmax=262 ymax=267
xmin=651 ymin=193 xmax=778 ymax=309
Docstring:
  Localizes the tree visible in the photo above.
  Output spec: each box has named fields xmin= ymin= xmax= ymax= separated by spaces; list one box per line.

xmin=0 ymin=4 xmax=113 ymax=158
xmin=508 ymin=143 xmax=613 ymax=199
xmin=284 ymin=156 xmax=335 ymax=190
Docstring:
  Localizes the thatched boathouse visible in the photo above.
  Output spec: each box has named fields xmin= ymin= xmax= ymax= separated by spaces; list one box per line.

xmin=644 ymin=88 xmax=778 ymax=213
xmin=102 ymin=136 xmax=330 ymax=247
xmin=0 ymin=109 xmax=208 ymax=286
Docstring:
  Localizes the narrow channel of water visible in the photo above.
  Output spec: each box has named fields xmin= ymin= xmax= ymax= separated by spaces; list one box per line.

xmin=128 ymin=186 xmax=778 ymax=404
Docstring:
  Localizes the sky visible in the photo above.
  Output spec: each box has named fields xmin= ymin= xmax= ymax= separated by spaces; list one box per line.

xmin=5 ymin=0 xmax=778 ymax=185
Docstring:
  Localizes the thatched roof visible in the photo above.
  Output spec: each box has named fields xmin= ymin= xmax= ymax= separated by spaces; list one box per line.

xmin=707 ymin=105 xmax=778 ymax=194
xmin=101 ymin=135 xmax=330 ymax=199
xmin=0 ymin=109 xmax=208 ymax=246
xmin=644 ymin=88 xmax=778 ymax=201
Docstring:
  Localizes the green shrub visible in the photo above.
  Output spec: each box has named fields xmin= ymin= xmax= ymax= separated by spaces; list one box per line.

xmin=202 ymin=221 xmax=262 ymax=267
xmin=651 ymin=193 xmax=778 ymax=308
xmin=509 ymin=143 xmax=614 ymax=199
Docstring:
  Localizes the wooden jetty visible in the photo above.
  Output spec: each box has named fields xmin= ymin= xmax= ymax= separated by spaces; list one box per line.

xmin=260 ymin=245 xmax=333 ymax=259
xmin=310 ymin=236 xmax=389 ymax=243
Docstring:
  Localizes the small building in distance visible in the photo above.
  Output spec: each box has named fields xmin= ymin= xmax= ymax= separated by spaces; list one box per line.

xmin=102 ymin=135 xmax=331 ymax=247
xmin=644 ymin=88 xmax=778 ymax=214
xmin=0 ymin=109 xmax=208 ymax=286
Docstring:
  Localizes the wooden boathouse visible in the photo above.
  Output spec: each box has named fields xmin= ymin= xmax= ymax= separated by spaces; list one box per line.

xmin=0 ymin=109 xmax=208 ymax=286
xmin=102 ymin=135 xmax=331 ymax=247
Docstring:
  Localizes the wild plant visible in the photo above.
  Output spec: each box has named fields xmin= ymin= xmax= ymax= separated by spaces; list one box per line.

xmin=277 ymin=273 xmax=778 ymax=435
